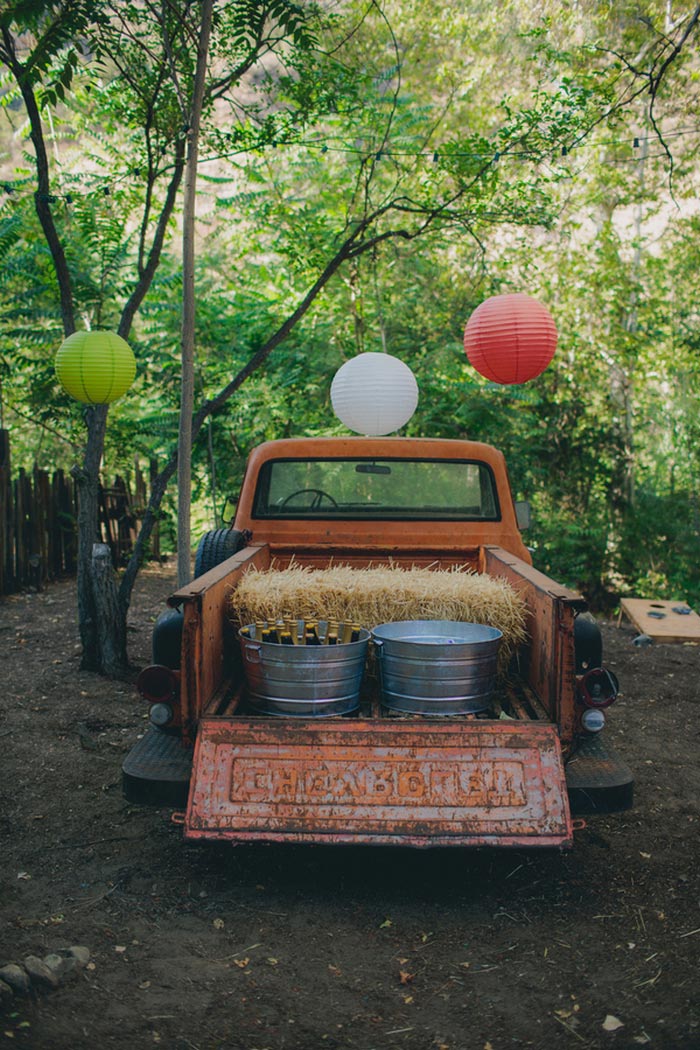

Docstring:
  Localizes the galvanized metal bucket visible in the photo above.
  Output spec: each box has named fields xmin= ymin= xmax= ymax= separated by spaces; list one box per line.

xmin=371 ymin=620 xmax=502 ymax=715
xmin=238 ymin=622 xmax=370 ymax=717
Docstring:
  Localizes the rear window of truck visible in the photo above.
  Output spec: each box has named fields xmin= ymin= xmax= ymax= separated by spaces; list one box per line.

xmin=252 ymin=458 xmax=501 ymax=521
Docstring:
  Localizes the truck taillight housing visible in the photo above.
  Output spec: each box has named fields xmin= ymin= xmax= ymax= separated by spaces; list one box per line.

xmin=577 ymin=667 xmax=619 ymax=709
xmin=136 ymin=664 xmax=183 ymax=731
xmin=137 ymin=664 xmax=179 ymax=703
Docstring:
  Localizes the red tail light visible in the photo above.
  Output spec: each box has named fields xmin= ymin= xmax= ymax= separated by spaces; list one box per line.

xmin=137 ymin=664 xmax=180 ymax=703
xmin=577 ymin=667 xmax=619 ymax=709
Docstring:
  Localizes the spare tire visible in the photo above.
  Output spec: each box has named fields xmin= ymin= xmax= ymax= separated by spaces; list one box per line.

xmin=574 ymin=612 xmax=603 ymax=673
xmin=194 ymin=528 xmax=247 ymax=578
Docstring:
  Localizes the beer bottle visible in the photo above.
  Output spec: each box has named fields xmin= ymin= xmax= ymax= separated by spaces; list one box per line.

xmin=326 ymin=619 xmax=338 ymax=643
xmin=306 ymin=620 xmax=320 ymax=643
xmin=284 ymin=616 xmax=297 ymax=642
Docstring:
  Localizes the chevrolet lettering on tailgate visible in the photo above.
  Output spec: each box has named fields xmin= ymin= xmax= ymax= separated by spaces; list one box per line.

xmin=232 ymin=756 xmax=528 ymax=809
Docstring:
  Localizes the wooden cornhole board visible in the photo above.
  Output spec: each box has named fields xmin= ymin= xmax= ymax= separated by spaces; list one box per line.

xmin=619 ymin=598 xmax=700 ymax=643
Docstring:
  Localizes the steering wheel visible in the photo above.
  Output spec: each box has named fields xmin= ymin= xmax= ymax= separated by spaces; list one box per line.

xmin=280 ymin=488 xmax=338 ymax=509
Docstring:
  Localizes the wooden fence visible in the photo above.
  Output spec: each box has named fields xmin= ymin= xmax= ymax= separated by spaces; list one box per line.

xmin=0 ymin=429 xmax=159 ymax=595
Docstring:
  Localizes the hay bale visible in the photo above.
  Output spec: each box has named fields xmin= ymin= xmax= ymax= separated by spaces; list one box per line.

xmin=230 ymin=564 xmax=527 ymax=672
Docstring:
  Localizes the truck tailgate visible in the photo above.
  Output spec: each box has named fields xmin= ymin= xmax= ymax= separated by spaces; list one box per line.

xmin=184 ymin=719 xmax=573 ymax=848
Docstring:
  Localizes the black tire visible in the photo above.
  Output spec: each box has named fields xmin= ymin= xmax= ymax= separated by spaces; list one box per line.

xmin=574 ymin=612 xmax=603 ymax=673
xmin=194 ymin=528 xmax=247 ymax=578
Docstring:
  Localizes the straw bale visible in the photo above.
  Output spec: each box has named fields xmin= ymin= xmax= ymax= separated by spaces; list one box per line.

xmin=230 ymin=564 xmax=527 ymax=672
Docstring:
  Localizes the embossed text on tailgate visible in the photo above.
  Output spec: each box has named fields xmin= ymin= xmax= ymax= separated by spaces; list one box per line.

xmin=184 ymin=720 xmax=572 ymax=848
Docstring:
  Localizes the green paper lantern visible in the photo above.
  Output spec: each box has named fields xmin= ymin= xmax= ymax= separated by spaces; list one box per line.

xmin=55 ymin=330 xmax=136 ymax=404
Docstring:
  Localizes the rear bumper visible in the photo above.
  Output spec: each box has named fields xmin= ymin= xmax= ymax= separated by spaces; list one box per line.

xmin=565 ymin=733 xmax=634 ymax=815
xmin=122 ymin=728 xmax=192 ymax=807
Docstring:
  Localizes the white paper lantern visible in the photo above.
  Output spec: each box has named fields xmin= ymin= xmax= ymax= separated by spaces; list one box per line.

xmin=330 ymin=352 xmax=419 ymax=436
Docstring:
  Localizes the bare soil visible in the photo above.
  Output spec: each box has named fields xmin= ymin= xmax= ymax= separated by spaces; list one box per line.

xmin=1 ymin=561 xmax=699 ymax=1050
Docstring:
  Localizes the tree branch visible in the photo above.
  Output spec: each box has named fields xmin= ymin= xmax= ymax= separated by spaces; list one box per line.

xmin=648 ymin=4 xmax=700 ymax=180
xmin=1 ymin=26 xmax=75 ymax=336
xmin=117 ymin=137 xmax=187 ymax=340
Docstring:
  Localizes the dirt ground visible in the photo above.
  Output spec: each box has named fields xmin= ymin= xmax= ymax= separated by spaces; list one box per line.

xmin=1 ymin=560 xmax=699 ymax=1050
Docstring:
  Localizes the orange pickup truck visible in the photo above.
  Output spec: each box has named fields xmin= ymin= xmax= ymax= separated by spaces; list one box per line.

xmin=123 ymin=436 xmax=633 ymax=848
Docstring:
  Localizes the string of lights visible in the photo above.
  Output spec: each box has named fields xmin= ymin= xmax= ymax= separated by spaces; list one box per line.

xmin=295 ymin=121 xmax=699 ymax=158
xmin=1 ymin=124 xmax=698 ymax=202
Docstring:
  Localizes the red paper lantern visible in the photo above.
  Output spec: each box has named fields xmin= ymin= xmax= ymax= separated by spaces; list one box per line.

xmin=464 ymin=292 xmax=557 ymax=384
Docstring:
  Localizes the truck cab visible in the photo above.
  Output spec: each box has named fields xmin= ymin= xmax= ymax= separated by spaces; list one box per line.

xmin=233 ymin=436 xmax=532 ymax=562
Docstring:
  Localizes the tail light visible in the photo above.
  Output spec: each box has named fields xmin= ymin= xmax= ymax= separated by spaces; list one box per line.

xmin=136 ymin=664 xmax=181 ymax=730
xmin=577 ymin=667 xmax=619 ymax=709
xmin=581 ymin=708 xmax=606 ymax=733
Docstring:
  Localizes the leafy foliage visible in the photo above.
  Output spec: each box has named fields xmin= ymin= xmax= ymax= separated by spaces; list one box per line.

xmin=2 ymin=0 xmax=700 ymax=612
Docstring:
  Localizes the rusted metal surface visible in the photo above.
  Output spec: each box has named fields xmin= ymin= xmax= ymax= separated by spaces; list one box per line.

xmin=480 ymin=546 xmax=585 ymax=605
xmin=556 ymin=601 xmax=579 ymax=744
xmin=484 ymin=546 xmax=584 ymax=742
xmin=184 ymin=718 xmax=572 ymax=848
xmin=172 ymin=545 xmax=270 ymax=740
xmin=179 ymin=599 xmax=200 ymax=745
xmin=168 ymin=543 xmax=270 ymax=605
xmin=160 ymin=443 xmax=588 ymax=847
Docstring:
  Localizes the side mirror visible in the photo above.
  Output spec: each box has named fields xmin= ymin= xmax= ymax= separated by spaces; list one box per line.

xmin=515 ymin=500 xmax=531 ymax=531
xmin=221 ymin=497 xmax=237 ymax=526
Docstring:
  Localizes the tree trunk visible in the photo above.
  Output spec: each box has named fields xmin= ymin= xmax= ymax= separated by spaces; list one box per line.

xmin=177 ymin=0 xmax=214 ymax=588
xmin=90 ymin=542 xmax=128 ymax=677
xmin=72 ymin=404 xmax=128 ymax=674
xmin=2 ymin=29 xmax=76 ymax=338
xmin=620 ymin=129 xmax=649 ymax=510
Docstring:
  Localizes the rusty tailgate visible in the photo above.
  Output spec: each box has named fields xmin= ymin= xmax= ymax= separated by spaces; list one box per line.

xmin=184 ymin=719 xmax=573 ymax=848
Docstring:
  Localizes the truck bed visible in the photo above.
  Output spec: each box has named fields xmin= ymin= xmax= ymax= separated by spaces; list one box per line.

xmin=122 ymin=542 xmax=633 ymax=847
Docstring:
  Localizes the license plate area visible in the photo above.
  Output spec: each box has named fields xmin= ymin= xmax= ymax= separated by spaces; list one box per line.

xmin=185 ymin=719 xmax=572 ymax=847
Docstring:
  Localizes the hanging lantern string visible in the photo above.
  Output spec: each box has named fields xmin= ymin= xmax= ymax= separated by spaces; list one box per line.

xmin=197 ymin=123 xmax=695 ymax=167
xmin=1 ymin=125 xmax=695 ymax=202
xmin=195 ymin=122 xmax=700 ymax=166
xmin=314 ymin=122 xmax=697 ymax=160
xmin=0 ymin=165 xmax=143 ymax=202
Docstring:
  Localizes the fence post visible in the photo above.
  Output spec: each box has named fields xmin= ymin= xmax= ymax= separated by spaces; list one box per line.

xmin=0 ymin=430 xmax=12 ymax=593
xmin=14 ymin=467 xmax=31 ymax=588
xmin=149 ymin=457 xmax=160 ymax=560
xmin=56 ymin=468 xmax=78 ymax=575
xmin=33 ymin=465 xmax=50 ymax=589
